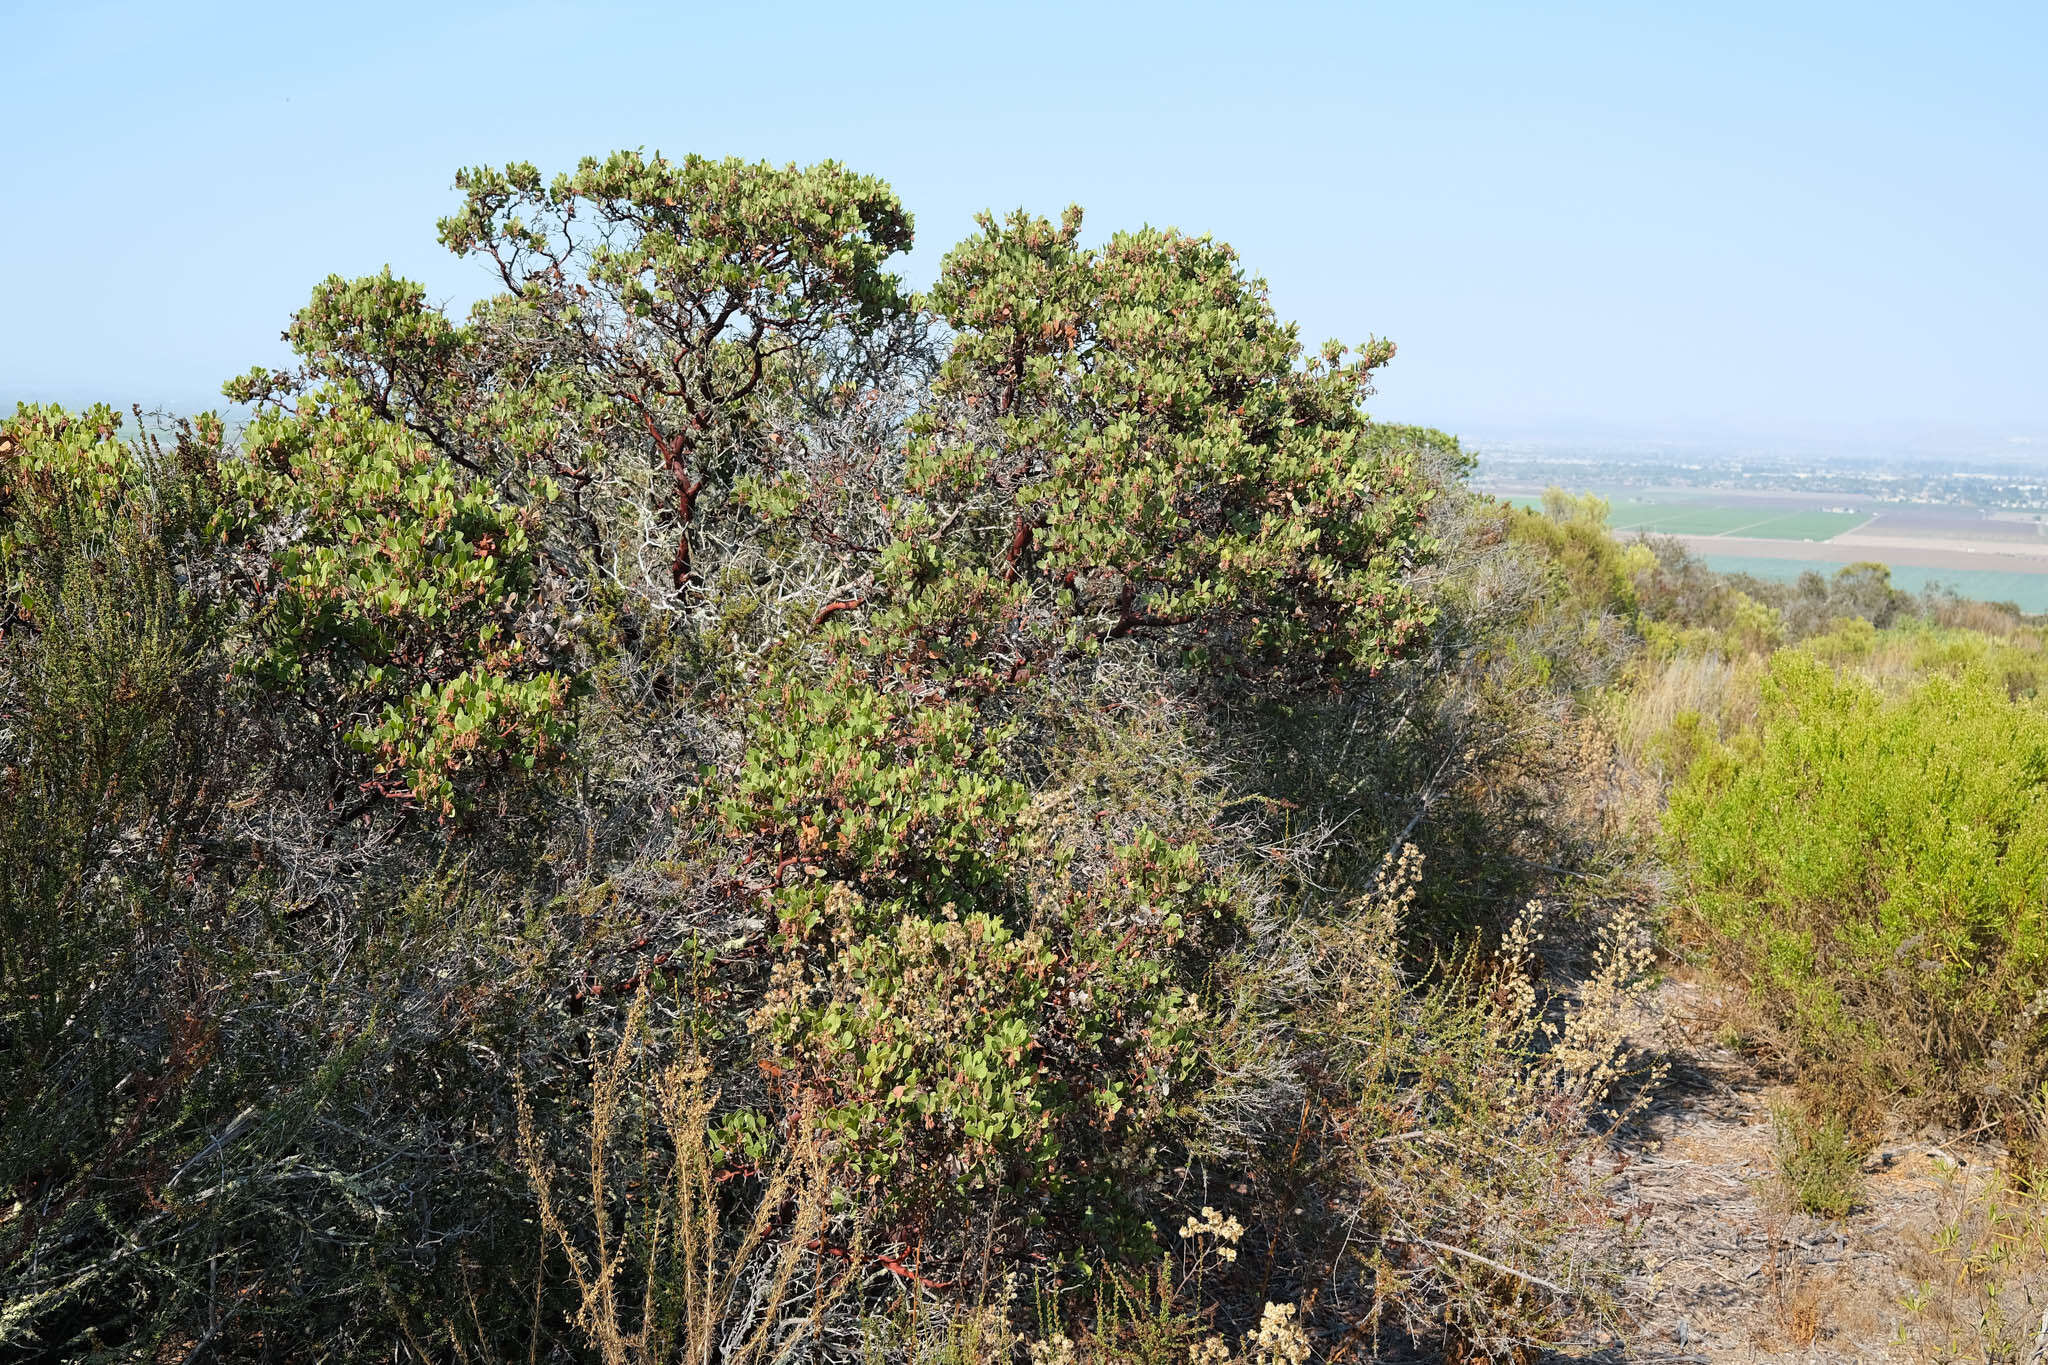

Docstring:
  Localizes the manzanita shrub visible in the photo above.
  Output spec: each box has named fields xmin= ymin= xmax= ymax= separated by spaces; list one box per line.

xmin=246 ymin=155 xmax=1441 ymax=1242
xmin=703 ymin=200 xmax=1444 ymax=1243
xmin=434 ymin=151 xmax=916 ymax=587
xmin=947 ymin=211 xmax=1433 ymax=675
xmin=2 ymin=150 xmax=1457 ymax=1307
xmin=728 ymin=666 xmax=1229 ymax=1246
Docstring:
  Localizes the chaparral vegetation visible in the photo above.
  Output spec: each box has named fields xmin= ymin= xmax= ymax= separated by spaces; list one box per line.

xmin=3 ymin=155 xmax=2043 ymax=1363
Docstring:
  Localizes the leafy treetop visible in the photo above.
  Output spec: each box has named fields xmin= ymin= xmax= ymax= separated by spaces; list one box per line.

xmin=436 ymin=151 xmax=915 ymax=586
xmin=898 ymin=207 xmax=1438 ymax=686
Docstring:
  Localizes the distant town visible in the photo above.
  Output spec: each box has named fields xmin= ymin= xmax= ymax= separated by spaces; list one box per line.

xmin=1470 ymin=439 xmax=2048 ymax=512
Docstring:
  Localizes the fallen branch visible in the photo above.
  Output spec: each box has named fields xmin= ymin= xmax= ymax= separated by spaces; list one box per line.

xmin=1407 ymin=1235 xmax=1570 ymax=1300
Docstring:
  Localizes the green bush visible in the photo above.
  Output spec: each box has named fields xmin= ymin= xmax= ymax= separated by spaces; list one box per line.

xmin=0 ymin=405 xmax=221 ymax=1054
xmin=1667 ymin=649 xmax=2048 ymax=1130
xmin=225 ymin=398 xmax=575 ymax=814
xmin=1504 ymin=490 xmax=1653 ymax=627
xmin=1769 ymin=1100 xmax=1864 ymax=1219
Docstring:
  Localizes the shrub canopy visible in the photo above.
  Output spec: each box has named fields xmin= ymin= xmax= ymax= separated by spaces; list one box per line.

xmin=1668 ymin=648 xmax=2048 ymax=1124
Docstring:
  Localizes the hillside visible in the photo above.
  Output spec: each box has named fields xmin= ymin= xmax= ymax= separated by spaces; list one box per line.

xmin=2 ymin=155 xmax=2043 ymax=1365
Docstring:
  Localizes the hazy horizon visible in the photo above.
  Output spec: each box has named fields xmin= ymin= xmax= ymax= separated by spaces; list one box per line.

xmin=9 ymin=384 xmax=2034 ymax=476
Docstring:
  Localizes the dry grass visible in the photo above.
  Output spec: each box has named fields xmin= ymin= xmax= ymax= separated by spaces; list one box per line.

xmin=514 ymin=990 xmax=863 ymax=1365
xmin=998 ymin=1216 xmax=1312 ymax=1365
xmin=1764 ymin=1253 xmax=1827 ymax=1353
xmin=1285 ymin=852 xmax=1654 ymax=1359
xmin=1607 ymin=650 xmax=1765 ymax=781
xmin=1926 ymin=595 xmax=2029 ymax=637
xmin=1892 ymin=1160 xmax=2048 ymax=1364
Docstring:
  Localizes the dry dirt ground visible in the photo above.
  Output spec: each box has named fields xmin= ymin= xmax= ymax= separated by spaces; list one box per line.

xmin=1586 ymin=972 xmax=2048 ymax=1364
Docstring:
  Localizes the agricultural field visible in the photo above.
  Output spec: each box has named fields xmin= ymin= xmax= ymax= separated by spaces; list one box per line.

xmin=1612 ymin=504 xmax=1869 ymax=539
xmin=1494 ymin=487 xmax=2048 ymax=612
xmin=1498 ymin=493 xmax=1869 ymax=540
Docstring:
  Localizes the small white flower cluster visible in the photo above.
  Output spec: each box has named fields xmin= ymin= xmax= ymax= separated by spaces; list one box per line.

xmin=1494 ymin=897 xmax=1660 ymax=1108
xmin=1544 ymin=900 xmax=1656 ymax=1102
xmin=1248 ymin=1302 xmax=1310 ymax=1365
xmin=1189 ymin=1302 xmax=1311 ymax=1365
xmin=1494 ymin=898 xmax=1546 ymax=1026
xmin=1026 ymin=1332 xmax=1077 ymax=1365
xmin=1178 ymin=1205 xmax=1246 ymax=1261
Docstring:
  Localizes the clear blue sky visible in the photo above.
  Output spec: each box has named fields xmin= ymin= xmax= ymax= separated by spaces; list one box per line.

xmin=5 ymin=1 xmax=2044 ymax=438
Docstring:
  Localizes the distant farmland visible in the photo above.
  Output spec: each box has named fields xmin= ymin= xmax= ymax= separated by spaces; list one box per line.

xmin=1493 ymin=488 xmax=2048 ymax=612
xmin=1503 ymin=497 xmax=1869 ymax=540
xmin=1612 ymin=505 xmax=1869 ymax=539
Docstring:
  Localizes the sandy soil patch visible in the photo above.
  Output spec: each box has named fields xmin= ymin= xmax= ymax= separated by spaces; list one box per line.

xmin=1586 ymin=973 xmax=2048 ymax=1364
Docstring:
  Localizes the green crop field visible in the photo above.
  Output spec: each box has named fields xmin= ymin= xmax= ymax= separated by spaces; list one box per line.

xmin=1605 ymin=503 xmax=1770 ymax=534
xmin=1496 ymin=494 xmax=1868 ymax=542
xmin=1711 ymin=510 xmax=1870 ymax=541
